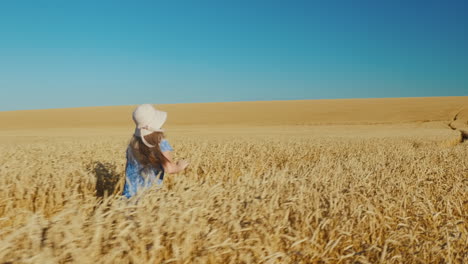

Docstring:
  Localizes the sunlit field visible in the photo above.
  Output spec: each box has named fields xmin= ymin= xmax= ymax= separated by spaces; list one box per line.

xmin=0 ymin=97 xmax=467 ymax=263
xmin=0 ymin=124 xmax=466 ymax=264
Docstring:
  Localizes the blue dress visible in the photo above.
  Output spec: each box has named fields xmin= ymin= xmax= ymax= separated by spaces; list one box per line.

xmin=122 ymin=139 xmax=174 ymax=198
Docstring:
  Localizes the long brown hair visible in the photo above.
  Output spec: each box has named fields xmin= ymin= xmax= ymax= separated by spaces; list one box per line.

xmin=128 ymin=132 xmax=169 ymax=170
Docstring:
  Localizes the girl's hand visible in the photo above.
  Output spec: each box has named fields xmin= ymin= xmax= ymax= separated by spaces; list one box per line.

xmin=162 ymin=151 xmax=189 ymax=173
xmin=177 ymin=159 xmax=189 ymax=170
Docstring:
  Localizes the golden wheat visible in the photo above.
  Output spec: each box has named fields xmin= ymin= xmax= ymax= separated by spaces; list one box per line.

xmin=0 ymin=128 xmax=467 ymax=263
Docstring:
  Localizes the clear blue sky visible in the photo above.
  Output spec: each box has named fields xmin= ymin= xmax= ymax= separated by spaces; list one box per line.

xmin=0 ymin=0 xmax=467 ymax=111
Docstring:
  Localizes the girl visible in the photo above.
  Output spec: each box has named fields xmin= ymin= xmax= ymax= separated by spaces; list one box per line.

xmin=122 ymin=104 xmax=189 ymax=198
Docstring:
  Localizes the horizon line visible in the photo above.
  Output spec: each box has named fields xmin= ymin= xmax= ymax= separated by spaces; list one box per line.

xmin=1 ymin=95 xmax=467 ymax=113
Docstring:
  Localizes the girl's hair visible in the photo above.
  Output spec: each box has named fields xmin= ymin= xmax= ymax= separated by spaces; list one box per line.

xmin=128 ymin=132 xmax=169 ymax=170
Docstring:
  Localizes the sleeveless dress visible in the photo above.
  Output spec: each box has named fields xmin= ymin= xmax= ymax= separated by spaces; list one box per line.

xmin=122 ymin=139 xmax=174 ymax=198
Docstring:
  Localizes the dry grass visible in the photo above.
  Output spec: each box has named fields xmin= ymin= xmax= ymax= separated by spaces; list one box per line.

xmin=1 ymin=97 xmax=467 ymax=263
xmin=0 ymin=125 xmax=467 ymax=263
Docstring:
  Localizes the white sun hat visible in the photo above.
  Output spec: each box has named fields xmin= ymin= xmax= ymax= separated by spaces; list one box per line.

xmin=132 ymin=104 xmax=167 ymax=148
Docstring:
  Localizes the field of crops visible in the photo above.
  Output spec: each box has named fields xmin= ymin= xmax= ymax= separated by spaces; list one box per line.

xmin=0 ymin=125 xmax=466 ymax=263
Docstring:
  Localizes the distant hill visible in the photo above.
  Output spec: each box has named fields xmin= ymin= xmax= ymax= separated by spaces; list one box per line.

xmin=0 ymin=97 xmax=467 ymax=130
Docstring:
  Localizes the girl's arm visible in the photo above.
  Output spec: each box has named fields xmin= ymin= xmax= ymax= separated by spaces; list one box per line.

xmin=162 ymin=151 xmax=189 ymax=174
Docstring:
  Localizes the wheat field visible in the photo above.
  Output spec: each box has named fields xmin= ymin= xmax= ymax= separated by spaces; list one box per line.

xmin=0 ymin=98 xmax=467 ymax=263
